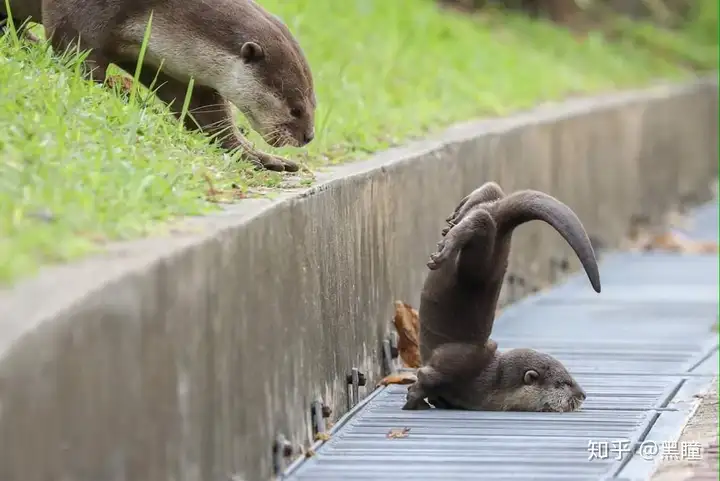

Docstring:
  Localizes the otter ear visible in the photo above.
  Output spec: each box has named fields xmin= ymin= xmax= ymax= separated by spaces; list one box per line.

xmin=240 ymin=42 xmax=264 ymax=63
xmin=523 ymin=370 xmax=539 ymax=385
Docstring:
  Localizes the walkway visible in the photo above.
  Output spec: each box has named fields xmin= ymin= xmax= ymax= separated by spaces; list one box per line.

xmin=282 ymin=201 xmax=719 ymax=481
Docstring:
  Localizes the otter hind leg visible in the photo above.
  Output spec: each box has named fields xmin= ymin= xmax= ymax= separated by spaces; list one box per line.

xmin=429 ymin=208 xmax=497 ymax=271
xmin=443 ymin=182 xmax=506 ymax=235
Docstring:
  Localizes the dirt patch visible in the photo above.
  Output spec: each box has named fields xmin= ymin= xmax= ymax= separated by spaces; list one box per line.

xmin=651 ymin=378 xmax=719 ymax=481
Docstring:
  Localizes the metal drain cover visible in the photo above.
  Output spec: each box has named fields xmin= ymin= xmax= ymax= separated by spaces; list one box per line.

xmin=283 ymin=202 xmax=718 ymax=481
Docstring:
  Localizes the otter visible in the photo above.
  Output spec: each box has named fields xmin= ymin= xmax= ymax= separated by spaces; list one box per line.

xmin=1 ymin=0 xmax=316 ymax=172
xmin=408 ymin=345 xmax=589 ymax=413
xmin=402 ymin=182 xmax=601 ymax=412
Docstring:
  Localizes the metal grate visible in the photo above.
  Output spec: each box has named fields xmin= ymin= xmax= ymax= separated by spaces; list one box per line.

xmin=283 ymin=201 xmax=718 ymax=481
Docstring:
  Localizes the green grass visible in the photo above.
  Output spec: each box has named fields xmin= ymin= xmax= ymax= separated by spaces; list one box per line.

xmin=0 ymin=0 xmax=717 ymax=285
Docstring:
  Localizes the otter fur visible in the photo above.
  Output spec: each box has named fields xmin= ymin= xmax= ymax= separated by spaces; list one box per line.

xmin=1 ymin=0 xmax=316 ymax=172
xmin=403 ymin=182 xmax=601 ymax=412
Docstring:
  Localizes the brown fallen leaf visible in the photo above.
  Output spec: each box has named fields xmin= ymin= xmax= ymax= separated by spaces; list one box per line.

xmin=393 ymin=300 xmax=421 ymax=368
xmin=377 ymin=372 xmax=418 ymax=387
xmin=80 ymin=232 xmax=109 ymax=244
xmin=627 ymin=214 xmax=717 ymax=255
xmin=386 ymin=427 xmax=411 ymax=439
xmin=202 ymin=172 xmax=247 ymax=203
xmin=638 ymin=231 xmax=718 ymax=255
xmin=105 ymin=75 xmax=134 ymax=95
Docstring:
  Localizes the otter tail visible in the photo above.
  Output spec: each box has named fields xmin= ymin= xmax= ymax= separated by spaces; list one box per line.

xmin=494 ymin=190 xmax=601 ymax=293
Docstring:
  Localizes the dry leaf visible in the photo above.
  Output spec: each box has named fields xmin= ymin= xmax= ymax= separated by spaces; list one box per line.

xmin=80 ymin=232 xmax=109 ymax=244
xmin=393 ymin=300 xmax=421 ymax=368
xmin=377 ymin=372 xmax=418 ymax=387
xmin=386 ymin=427 xmax=411 ymax=439
xmin=106 ymin=75 xmax=134 ymax=94
xmin=314 ymin=432 xmax=331 ymax=441
xmin=202 ymin=173 xmax=246 ymax=203
xmin=640 ymin=231 xmax=718 ymax=254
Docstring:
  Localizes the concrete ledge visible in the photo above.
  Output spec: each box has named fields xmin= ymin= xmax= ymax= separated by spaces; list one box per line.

xmin=0 ymin=78 xmax=718 ymax=481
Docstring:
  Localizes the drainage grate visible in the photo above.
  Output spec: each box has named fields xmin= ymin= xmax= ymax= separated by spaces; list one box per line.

xmin=283 ymin=201 xmax=718 ymax=481
xmin=289 ymin=384 xmax=647 ymax=480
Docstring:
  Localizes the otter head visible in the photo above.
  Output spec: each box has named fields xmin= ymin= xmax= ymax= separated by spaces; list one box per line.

xmin=498 ymin=349 xmax=586 ymax=413
xmin=200 ymin=9 xmax=316 ymax=148
xmin=231 ymin=38 xmax=315 ymax=148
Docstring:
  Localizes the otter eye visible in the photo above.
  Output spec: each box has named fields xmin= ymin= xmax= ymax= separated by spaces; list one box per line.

xmin=290 ymin=107 xmax=303 ymax=118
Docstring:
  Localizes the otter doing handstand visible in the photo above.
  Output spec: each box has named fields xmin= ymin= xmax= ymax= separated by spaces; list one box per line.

xmin=403 ymin=182 xmax=602 ymax=412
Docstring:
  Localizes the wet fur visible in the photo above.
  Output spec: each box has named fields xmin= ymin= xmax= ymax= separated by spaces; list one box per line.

xmin=403 ymin=182 xmax=601 ymax=412
xmin=1 ymin=0 xmax=316 ymax=172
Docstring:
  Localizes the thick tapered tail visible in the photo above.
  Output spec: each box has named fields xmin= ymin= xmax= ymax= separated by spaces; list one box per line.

xmin=493 ymin=190 xmax=602 ymax=293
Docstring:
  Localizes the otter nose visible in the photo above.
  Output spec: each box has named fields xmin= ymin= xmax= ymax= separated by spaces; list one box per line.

xmin=303 ymin=130 xmax=314 ymax=145
xmin=574 ymin=387 xmax=587 ymax=401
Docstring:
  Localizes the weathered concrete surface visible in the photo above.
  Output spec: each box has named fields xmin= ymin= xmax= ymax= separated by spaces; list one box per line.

xmin=0 ymin=78 xmax=717 ymax=481
xmin=651 ymin=379 xmax=719 ymax=481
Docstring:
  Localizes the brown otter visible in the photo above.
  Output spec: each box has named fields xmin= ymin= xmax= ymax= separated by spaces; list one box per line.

xmin=1 ymin=0 xmax=316 ymax=172
xmin=409 ymin=345 xmax=589 ymax=412
xmin=402 ymin=182 xmax=601 ymax=412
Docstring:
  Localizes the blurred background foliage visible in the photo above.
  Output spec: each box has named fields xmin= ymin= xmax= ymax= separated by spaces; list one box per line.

xmin=438 ymin=0 xmax=718 ymax=69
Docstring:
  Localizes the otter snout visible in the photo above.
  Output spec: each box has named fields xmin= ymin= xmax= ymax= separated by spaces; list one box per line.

xmin=302 ymin=129 xmax=315 ymax=145
xmin=573 ymin=385 xmax=587 ymax=401
xmin=261 ymin=121 xmax=314 ymax=148
xmin=566 ymin=383 xmax=587 ymax=412
xmin=291 ymin=120 xmax=315 ymax=147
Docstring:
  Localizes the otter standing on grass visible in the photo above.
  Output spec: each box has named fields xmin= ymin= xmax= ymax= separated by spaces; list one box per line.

xmin=403 ymin=182 xmax=601 ymax=412
xmin=1 ymin=0 xmax=316 ymax=172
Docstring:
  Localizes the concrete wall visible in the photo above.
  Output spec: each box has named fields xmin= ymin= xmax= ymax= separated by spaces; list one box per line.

xmin=0 ymin=78 xmax=717 ymax=481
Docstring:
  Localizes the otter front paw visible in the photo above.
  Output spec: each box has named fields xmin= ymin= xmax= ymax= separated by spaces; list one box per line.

xmin=241 ymin=149 xmax=300 ymax=173
xmin=402 ymin=395 xmax=432 ymax=410
xmin=402 ymin=382 xmax=432 ymax=410
xmin=256 ymin=150 xmax=300 ymax=172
